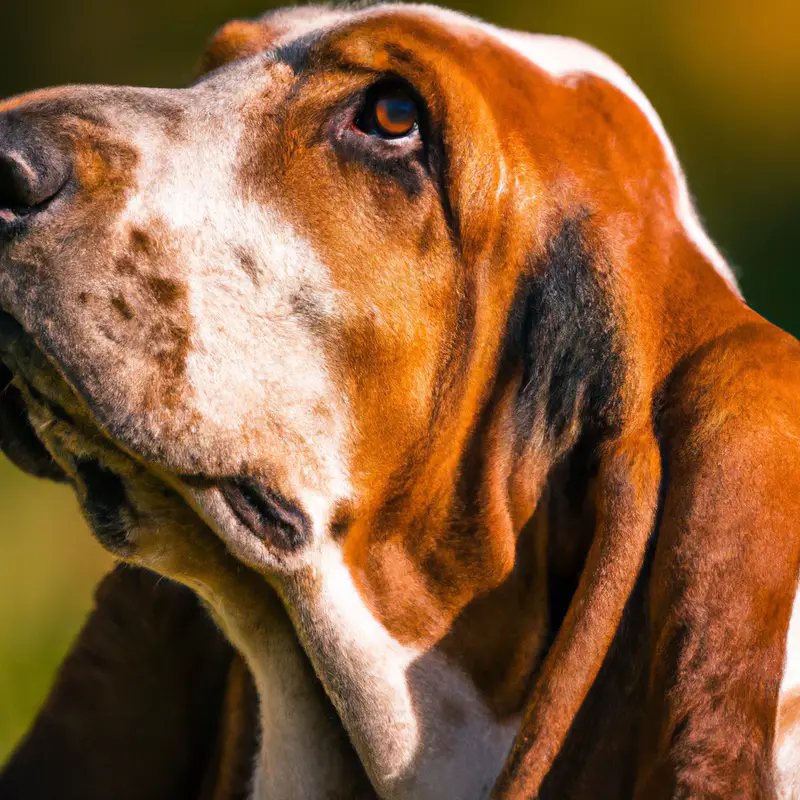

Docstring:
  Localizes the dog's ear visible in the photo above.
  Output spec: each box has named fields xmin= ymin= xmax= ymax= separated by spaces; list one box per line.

xmin=198 ymin=20 xmax=275 ymax=75
xmin=418 ymin=30 xmax=673 ymax=797
xmin=197 ymin=6 xmax=344 ymax=76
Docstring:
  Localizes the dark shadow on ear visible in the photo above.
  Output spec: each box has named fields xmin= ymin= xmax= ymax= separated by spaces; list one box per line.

xmin=0 ymin=565 xmax=255 ymax=800
xmin=504 ymin=213 xmax=624 ymax=451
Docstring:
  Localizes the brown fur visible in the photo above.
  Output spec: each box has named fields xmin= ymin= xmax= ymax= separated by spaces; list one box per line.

xmin=2 ymin=5 xmax=799 ymax=799
xmin=0 ymin=566 xmax=249 ymax=800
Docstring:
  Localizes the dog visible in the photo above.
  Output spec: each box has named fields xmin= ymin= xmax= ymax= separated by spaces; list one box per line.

xmin=1 ymin=4 xmax=799 ymax=798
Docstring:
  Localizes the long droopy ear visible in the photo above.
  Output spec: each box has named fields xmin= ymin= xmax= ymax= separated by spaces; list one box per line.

xmin=495 ymin=430 xmax=661 ymax=797
xmin=423 ymin=31 xmax=674 ymax=799
xmin=489 ymin=211 xmax=663 ymax=797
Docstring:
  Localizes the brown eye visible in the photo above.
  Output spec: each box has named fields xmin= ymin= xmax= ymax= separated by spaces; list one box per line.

xmin=356 ymin=85 xmax=419 ymax=139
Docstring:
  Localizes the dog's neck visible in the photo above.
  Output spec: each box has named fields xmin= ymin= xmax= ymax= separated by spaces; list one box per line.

xmin=275 ymin=542 xmax=523 ymax=799
xmin=200 ymin=531 xmax=535 ymax=800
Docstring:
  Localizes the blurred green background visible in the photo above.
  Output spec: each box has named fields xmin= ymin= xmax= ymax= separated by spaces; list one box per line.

xmin=0 ymin=0 xmax=798 ymax=764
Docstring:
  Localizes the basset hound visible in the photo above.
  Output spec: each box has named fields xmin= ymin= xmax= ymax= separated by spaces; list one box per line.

xmin=1 ymin=4 xmax=799 ymax=799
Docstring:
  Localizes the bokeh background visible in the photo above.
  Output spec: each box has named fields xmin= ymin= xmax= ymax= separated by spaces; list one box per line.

xmin=0 ymin=0 xmax=798 ymax=763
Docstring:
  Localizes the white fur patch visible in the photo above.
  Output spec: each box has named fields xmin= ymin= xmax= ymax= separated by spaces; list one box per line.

xmin=181 ymin=572 xmax=364 ymax=800
xmin=776 ymin=583 xmax=800 ymax=798
xmin=279 ymin=541 xmax=519 ymax=799
xmin=117 ymin=70 xmax=352 ymax=501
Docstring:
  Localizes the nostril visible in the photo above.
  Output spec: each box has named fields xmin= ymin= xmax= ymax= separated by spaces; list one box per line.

xmin=0 ymin=119 xmax=71 ymax=230
xmin=0 ymin=150 xmax=39 ymax=211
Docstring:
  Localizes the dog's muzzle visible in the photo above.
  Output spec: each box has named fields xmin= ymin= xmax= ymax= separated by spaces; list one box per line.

xmin=0 ymin=105 xmax=73 ymax=476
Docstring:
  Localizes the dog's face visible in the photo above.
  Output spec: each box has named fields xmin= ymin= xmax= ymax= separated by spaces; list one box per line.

xmin=0 ymin=4 xmax=686 ymax=618
xmin=1 ymin=0 xmax=721 ymax=743
xmin=1 ymin=3 xmax=746 ymax=790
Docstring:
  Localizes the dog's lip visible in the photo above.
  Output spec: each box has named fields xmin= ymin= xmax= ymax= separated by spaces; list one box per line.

xmin=0 ymin=318 xmax=135 ymax=552
xmin=218 ymin=478 xmax=309 ymax=553
xmin=218 ymin=478 xmax=311 ymax=553
xmin=180 ymin=475 xmax=313 ymax=569
xmin=0 ymin=309 xmax=69 ymax=481
xmin=74 ymin=457 xmax=136 ymax=553
xmin=0 ymin=361 xmax=68 ymax=481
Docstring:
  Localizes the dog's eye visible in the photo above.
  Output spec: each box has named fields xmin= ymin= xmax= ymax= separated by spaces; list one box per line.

xmin=374 ymin=93 xmax=417 ymax=138
xmin=356 ymin=84 xmax=418 ymax=139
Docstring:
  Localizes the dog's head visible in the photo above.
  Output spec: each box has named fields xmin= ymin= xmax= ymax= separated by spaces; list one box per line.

xmin=0 ymin=5 xmax=743 ymax=786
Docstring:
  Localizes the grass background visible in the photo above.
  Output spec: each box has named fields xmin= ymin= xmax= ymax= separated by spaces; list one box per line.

xmin=1 ymin=0 xmax=799 ymax=764
xmin=0 ymin=461 xmax=110 ymax=758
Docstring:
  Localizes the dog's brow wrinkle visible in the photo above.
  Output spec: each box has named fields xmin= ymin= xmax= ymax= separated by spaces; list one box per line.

xmin=272 ymin=30 xmax=330 ymax=70
xmin=383 ymin=42 xmax=417 ymax=65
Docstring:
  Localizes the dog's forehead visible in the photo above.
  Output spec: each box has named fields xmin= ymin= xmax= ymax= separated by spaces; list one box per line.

xmin=200 ymin=3 xmax=736 ymax=295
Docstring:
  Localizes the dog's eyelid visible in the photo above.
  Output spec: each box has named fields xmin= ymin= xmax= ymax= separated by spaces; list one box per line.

xmin=324 ymin=73 xmax=434 ymax=195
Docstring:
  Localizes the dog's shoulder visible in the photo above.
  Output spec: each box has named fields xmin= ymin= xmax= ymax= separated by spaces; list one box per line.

xmin=661 ymin=316 xmax=800 ymax=443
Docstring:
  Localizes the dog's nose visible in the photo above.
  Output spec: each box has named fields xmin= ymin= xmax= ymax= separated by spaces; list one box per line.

xmin=0 ymin=110 xmax=71 ymax=231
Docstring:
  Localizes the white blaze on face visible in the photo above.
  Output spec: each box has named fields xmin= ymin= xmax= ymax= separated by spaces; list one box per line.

xmin=117 ymin=75 xmax=351 ymax=499
xmin=183 ymin=200 xmax=350 ymax=494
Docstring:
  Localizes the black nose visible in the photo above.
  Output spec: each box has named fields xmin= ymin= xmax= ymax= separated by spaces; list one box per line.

xmin=0 ymin=110 xmax=71 ymax=232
